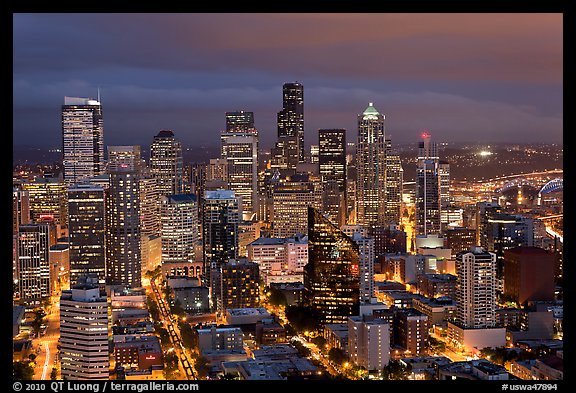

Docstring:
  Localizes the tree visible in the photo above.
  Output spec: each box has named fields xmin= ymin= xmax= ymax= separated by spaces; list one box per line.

xmin=311 ymin=336 xmax=327 ymax=350
xmin=163 ymin=351 xmax=180 ymax=380
xmin=31 ymin=309 xmax=46 ymax=338
xmin=268 ymin=287 xmax=287 ymax=307
xmin=178 ymin=322 xmax=196 ymax=349
xmin=285 ymin=305 xmax=320 ymax=333
xmin=291 ymin=339 xmax=311 ymax=358
xmin=219 ymin=372 xmax=240 ymax=380
xmin=50 ymin=367 xmax=58 ymax=380
xmin=13 ymin=361 xmax=34 ymax=380
xmin=328 ymin=347 xmax=347 ymax=365
xmin=382 ymin=359 xmax=412 ymax=380
xmin=195 ymin=356 xmax=210 ymax=379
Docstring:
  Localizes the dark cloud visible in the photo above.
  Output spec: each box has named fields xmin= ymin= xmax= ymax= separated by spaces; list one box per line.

xmin=13 ymin=13 xmax=563 ymax=149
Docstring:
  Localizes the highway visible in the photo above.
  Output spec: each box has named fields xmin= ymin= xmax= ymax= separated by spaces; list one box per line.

xmin=149 ymin=278 xmax=197 ymax=380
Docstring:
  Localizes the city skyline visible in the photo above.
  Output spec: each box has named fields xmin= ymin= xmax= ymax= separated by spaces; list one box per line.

xmin=13 ymin=13 xmax=562 ymax=150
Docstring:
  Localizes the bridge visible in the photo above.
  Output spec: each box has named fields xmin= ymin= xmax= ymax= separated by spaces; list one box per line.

xmin=537 ymin=178 xmax=563 ymax=205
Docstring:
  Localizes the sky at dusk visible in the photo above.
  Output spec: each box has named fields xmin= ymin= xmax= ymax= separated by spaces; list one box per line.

xmin=13 ymin=13 xmax=563 ymax=151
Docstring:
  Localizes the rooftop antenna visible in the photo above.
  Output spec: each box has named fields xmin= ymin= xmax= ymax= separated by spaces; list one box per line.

xmin=97 ymin=86 xmax=101 ymax=103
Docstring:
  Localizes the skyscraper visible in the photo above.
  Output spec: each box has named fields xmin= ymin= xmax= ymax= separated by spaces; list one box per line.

xmin=62 ymin=96 xmax=104 ymax=185
xmin=60 ymin=277 xmax=109 ymax=380
xmin=225 ymin=110 xmax=255 ymax=132
xmin=17 ymin=223 xmax=51 ymax=305
xmin=22 ymin=177 xmax=68 ymax=227
xmin=416 ymin=132 xmax=441 ymax=235
xmin=150 ymin=130 xmax=184 ymax=197
xmin=221 ymin=128 xmax=258 ymax=221
xmin=356 ymin=103 xmax=386 ymax=227
xmin=67 ymin=183 xmax=106 ymax=288
xmin=304 ymin=207 xmax=360 ymax=326
xmin=384 ymin=138 xmax=403 ymax=226
xmin=277 ymin=82 xmax=304 ymax=163
xmin=107 ymin=145 xmax=144 ymax=172
xmin=106 ymin=168 xmax=141 ymax=288
xmin=270 ymin=173 xmax=322 ymax=238
xmin=319 ymin=129 xmax=347 ymax=227
xmin=351 ymin=232 xmax=375 ymax=303
xmin=13 ymin=188 xmax=30 ymax=234
xmin=161 ymin=194 xmax=199 ymax=265
xmin=202 ymin=190 xmax=240 ymax=308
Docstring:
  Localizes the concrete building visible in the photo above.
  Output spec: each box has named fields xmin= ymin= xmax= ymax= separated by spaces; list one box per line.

xmin=60 ymin=278 xmax=109 ymax=380
xmin=17 ymin=223 xmax=51 ymax=305
xmin=196 ymin=326 xmax=244 ymax=353
xmin=394 ymin=308 xmax=429 ymax=356
xmin=504 ymin=246 xmax=556 ymax=306
xmin=247 ymin=235 xmax=307 ymax=282
xmin=218 ymin=259 xmax=260 ymax=311
xmin=348 ymin=315 xmax=390 ymax=371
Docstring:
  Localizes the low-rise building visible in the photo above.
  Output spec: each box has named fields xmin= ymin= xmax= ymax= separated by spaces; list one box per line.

xmin=225 ymin=307 xmax=271 ymax=326
xmin=323 ymin=323 xmax=348 ymax=353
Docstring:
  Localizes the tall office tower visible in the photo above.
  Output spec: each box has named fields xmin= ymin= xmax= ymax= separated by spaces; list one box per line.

xmin=225 ymin=110 xmax=255 ymax=132
xmin=67 ymin=184 xmax=106 ymax=288
xmin=106 ymin=168 xmax=141 ymax=288
xmin=221 ymin=127 xmax=258 ymax=221
xmin=218 ymin=258 xmax=260 ymax=311
xmin=13 ymin=188 xmax=30 ymax=234
xmin=161 ymin=194 xmax=198 ymax=264
xmin=107 ymin=145 xmax=144 ymax=172
xmin=476 ymin=201 xmax=502 ymax=246
xmin=310 ymin=145 xmax=319 ymax=164
xmin=445 ymin=227 xmax=477 ymax=256
xmin=304 ymin=207 xmax=360 ymax=326
xmin=455 ymin=246 xmax=497 ymax=328
xmin=62 ymin=96 xmax=104 ymax=185
xmin=60 ymin=277 xmax=109 ymax=380
xmin=319 ymin=129 xmax=347 ymax=227
xmin=384 ymin=138 xmax=403 ymax=226
xmin=17 ymin=224 xmax=51 ymax=305
xmin=202 ymin=190 xmax=240 ymax=307
xmin=439 ymin=160 xmax=451 ymax=209
xmin=277 ymin=82 xmax=304 ymax=163
xmin=271 ymin=173 xmax=323 ymax=238
xmin=351 ymin=232 xmax=375 ymax=303
xmin=416 ymin=132 xmax=441 ymax=236
xmin=150 ymin=130 xmax=184 ymax=197
xmin=22 ymin=177 xmax=68 ymax=226
xmin=356 ymin=103 xmax=386 ymax=227
xmin=504 ymin=247 xmax=555 ymax=306
xmin=483 ymin=213 xmax=536 ymax=291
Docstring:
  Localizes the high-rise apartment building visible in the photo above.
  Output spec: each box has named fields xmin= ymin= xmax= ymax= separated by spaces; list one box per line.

xmin=319 ymin=129 xmax=347 ymax=227
xmin=67 ymin=183 xmax=106 ymax=287
xmin=150 ymin=130 xmax=184 ymax=197
xmin=416 ymin=132 xmax=441 ymax=235
xmin=348 ymin=315 xmax=390 ymax=371
xmin=221 ymin=128 xmax=258 ymax=221
xmin=304 ymin=207 xmax=360 ymax=326
xmin=62 ymin=96 xmax=104 ymax=185
xmin=17 ymin=223 xmax=51 ymax=305
xmin=351 ymin=232 xmax=375 ymax=303
xmin=60 ymin=277 xmax=109 ymax=380
xmin=455 ymin=246 xmax=497 ymax=328
xmin=218 ymin=258 xmax=260 ymax=311
xmin=106 ymin=168 xmax=141 ymax=288
xmin=356 ymin=103 xmax=386 ymax=227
